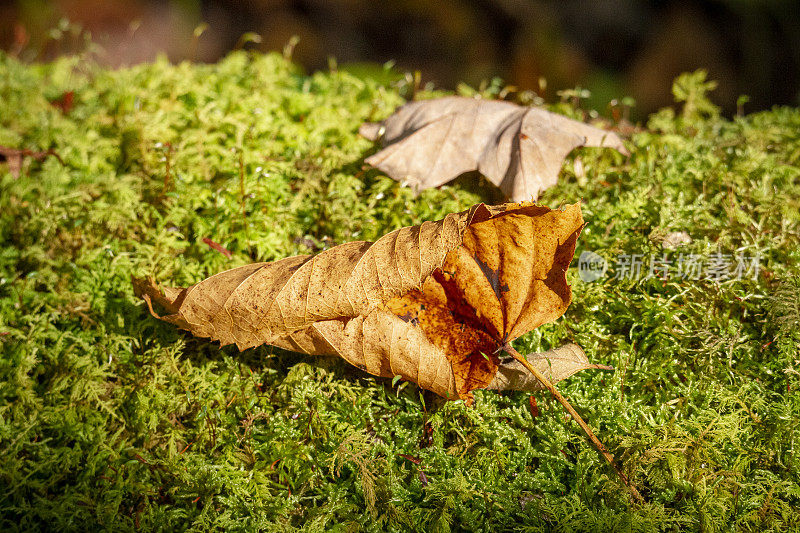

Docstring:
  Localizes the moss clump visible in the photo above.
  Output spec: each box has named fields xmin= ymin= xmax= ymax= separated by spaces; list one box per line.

xmin=1 ymin=50 xmax=799 ymax=531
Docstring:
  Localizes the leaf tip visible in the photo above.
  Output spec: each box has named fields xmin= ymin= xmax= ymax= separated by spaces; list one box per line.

xmin=358 ymin=122 xmax=383 ymax=141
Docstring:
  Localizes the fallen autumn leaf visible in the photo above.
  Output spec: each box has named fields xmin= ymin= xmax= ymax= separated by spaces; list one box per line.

xmin=134 ymin=201 xmax=604 ymax=403
xmin=360 ymin=97 xmax=628 ymax=201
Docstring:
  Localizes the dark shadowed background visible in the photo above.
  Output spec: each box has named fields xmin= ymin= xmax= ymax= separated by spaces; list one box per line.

xmin=2 ymin=0 xmax=799 ymax=117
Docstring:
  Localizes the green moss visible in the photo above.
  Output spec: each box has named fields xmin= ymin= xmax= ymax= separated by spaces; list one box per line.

xmin=1 ymin=51 xmax=799 ymax=531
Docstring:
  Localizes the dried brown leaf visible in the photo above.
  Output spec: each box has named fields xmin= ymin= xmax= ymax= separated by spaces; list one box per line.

xmin=0 ymin=149 xmax=23 ymax=179
xmin=0 ymin=146 xmax=63 ymax=179
xmin=360 ymin=97 xmax=628 ymax=202
xmin=486 ymin=344 xmax=613 ymax=392
xmin=135 ymin=201 xmax=602 ymax=402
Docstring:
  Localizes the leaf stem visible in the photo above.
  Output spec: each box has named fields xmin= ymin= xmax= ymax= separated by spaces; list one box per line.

xmin=502 ymin=343 xmax=643 ymax=503
xmin=161 ymin=142 xmax=173 ymax=195
xmin=239 ymin=149 xmax=247 ymax=228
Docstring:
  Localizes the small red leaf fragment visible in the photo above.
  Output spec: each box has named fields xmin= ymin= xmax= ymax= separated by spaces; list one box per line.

xmin=202 ymin=237 xmax=232 ymax=258
xmin=50 ymin=91 xmax=75 ymax=114
xmin=397 ymin=453 xmax=422 ymax=465
xmin=528 ymin=395 xmax=540 ymax=419
xmin=418 ymin=469 xmax=429 ymax=487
